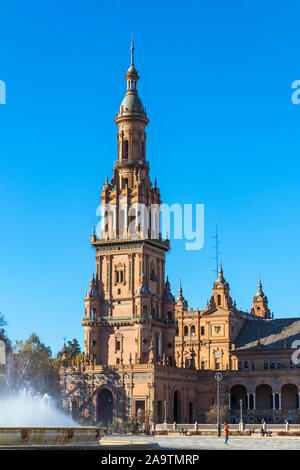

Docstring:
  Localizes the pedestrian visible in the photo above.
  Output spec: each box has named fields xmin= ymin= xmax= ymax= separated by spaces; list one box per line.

xmin=223 ymin=421 xmax=229 ymax=445
xmin=285 ymin=419 xmax=290 ymax=432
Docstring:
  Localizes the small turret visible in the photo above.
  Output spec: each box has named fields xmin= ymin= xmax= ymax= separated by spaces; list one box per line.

xmin=210 ymin=260 xmax=233 ymax=310
xmin=251 ymin=276 xmax=271 ymax=318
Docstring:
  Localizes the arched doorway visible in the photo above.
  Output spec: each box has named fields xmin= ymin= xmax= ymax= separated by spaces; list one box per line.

xmin=282 ymin=384 xmax=298 ymax=410
xmin=173 ymin=390 xmax=181 ymax=423
xmin=256 ymin=384 xmax=272 ymax=410
xmin=97 ymin=388 xmax=113 ymax=426
xmin=230 ymin=385 xmax=247 ymax=410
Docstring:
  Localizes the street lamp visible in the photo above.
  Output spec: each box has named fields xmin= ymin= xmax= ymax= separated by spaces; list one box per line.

xmin=215 ymin=372 xmax=222 ymax=437
xmin=239 ymin=398 xmax=244 ymax=431
xmin=163 ymin=400 xmax=167 ymax=429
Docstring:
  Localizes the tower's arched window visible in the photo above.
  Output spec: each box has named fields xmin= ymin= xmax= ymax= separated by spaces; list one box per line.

xmin=142 ymin=305 xmax=148 ymax=316
xmin=184 ymin=326 xmax=189 ymax=337
xmin=167 ymin=311 xmax=172 ymax=323
xmin=150 ymin=262 xmax=156 ymax=281
xmin=217 ymin=294 xmax=221 ymax=306
xmin=123 ymin=140 xmax=129 ymax=159
xmin=191 ymin=325 xmax=195 ymax=337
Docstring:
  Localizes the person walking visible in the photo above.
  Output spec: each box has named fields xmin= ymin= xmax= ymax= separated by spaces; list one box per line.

xmin=223 ymin=422 xmax=229 ymax=445
xmin=285 ymin=419 xmax=290 ymax=432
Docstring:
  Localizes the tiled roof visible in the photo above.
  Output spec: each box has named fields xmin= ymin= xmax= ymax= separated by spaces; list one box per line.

xmin=234 ymin=318 xmax=300 ymax=351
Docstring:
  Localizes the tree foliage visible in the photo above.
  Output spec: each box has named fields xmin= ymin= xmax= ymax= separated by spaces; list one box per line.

xmin=8 ymin=333 xmax=60 ymax=397
xmin=205 ymin=404 xmax=229 ymax=424
xmin=0 ymin=313 xmax=12 ymax=354
xmin=57 ymin=338 xmax=81 ymax=366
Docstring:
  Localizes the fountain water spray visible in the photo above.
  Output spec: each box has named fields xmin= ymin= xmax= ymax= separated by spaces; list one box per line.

xmin=0 ymin=389 xmax=78 ymax=427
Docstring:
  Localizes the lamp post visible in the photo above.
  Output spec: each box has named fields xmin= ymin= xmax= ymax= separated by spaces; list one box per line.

xmin=215 ymin=372 xmax=222 ymax=437
xmin=163 ymin=400 xmax=167 ymax=430
xmin=239 ymin=398 xmax=244 ymax=431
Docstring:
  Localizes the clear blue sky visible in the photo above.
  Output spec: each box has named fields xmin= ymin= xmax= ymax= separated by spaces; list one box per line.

xmin=1 ymin=0 xmax=300 ymax=355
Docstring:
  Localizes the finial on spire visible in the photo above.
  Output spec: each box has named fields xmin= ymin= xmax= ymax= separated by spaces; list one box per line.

xmin=217 ymin=257 xmax=224 ymax=281
xmin=257 ymin=274 xmax=263 ymax=295
xmin=130 ymin=34 xmax=134 ymax=68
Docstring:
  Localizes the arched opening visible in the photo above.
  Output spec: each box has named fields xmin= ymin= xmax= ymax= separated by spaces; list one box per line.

xmin=191 ymin=325 xmax=195 ymax=337
xmin=282 ymin=384 xmax=298 ymax=410
xmin=97 ymin=388 xmax=113 ymax=426
xmin=150 ymin=262 xmax=156 ymax=281
xmin=230 ymin=385 xmax=247 ymax=410
xmin=173 ymin=390 xmax=181 ymax=423
xmin=167 ymin=311 xmax=172 ymax=323
xmin=256 ymin=384 xmax=273 ymax=410
xmin=184 ymin=325 xmax=189 ymax=337
xmin=142 ymin=305 xmax=148 ymax=316
xmin=217 ymin=294 xmax=221 ymax=306
xmin=123 ymin=140 xmax=129 ymax=159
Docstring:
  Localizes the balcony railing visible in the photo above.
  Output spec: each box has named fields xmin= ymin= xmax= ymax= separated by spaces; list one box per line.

xmin=114 ymin=159 xmax=149 ymax=168
xmin=82 ymin=314 xmax=175 ymax=325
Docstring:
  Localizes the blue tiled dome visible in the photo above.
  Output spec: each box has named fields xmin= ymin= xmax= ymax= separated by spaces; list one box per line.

xmin=120 ymin=93 xmax=145 ymax=116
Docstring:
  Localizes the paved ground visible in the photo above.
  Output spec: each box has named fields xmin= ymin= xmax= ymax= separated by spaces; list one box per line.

xmin=101 ymin=435 xmax=300 ymax=450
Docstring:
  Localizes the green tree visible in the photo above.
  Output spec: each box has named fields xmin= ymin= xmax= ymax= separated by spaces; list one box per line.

xmin=8 ymin=333 xmax=60 ymax=397
xmin=57 ymin=338 xmax=81 ymax=366
xmin=0 ymin=313 xmax=12 ymax=354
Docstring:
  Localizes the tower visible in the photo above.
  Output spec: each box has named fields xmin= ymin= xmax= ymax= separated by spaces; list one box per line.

xmin=82 ymin=40 xmax=176 ymax=367
xmin=251 ymin=276 xmax=271 ymax=318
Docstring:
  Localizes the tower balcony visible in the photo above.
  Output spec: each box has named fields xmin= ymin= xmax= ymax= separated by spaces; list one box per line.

xmin=114 ymin=159 xmax=149 ymax=168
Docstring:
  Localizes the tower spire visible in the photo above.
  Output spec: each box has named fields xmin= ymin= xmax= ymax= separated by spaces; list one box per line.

xmin=217 ymin=258 xmax=224 ymax=281
xmin=130 ymin=34 xmax=134 ymax=68
xmin=257 ymin=274 xmax=263 ymax=295
xmin=178 ymin=279 xmax=183 ymax=299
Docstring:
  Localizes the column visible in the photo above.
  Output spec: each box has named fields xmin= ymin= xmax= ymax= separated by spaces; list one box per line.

xmin=253 ymin=393 xmax=256 ymax=410
xmin=247 ymin=393 xmax=250 ymax=410
xmin=158 ymin=332 xmax=162 ymax=358
xmin=124 ymin=203 xmax=128 ymax=229
xmin=278 ymin=393 xmax=282 ymax=410
xmin=113 ymin=205 xmax=117 ymax=234
xmin=272 ymin=393 xmax=276 ymax=410
xmin=298 ymin=393 xmax=300 ymax=410
xmin=228 ymin=393 xmax=231 ymax=410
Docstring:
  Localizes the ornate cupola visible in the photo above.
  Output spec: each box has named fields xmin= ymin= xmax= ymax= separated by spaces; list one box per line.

xmin=210 ymin=260 xmax=233 ymax=310
xmin=115 ymin=38 xmax=149 ymax=169
xmin=251 ymin=276 xmax=271 ymax=318
xmin=117 ymin=39 xmax=147 ymax=120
